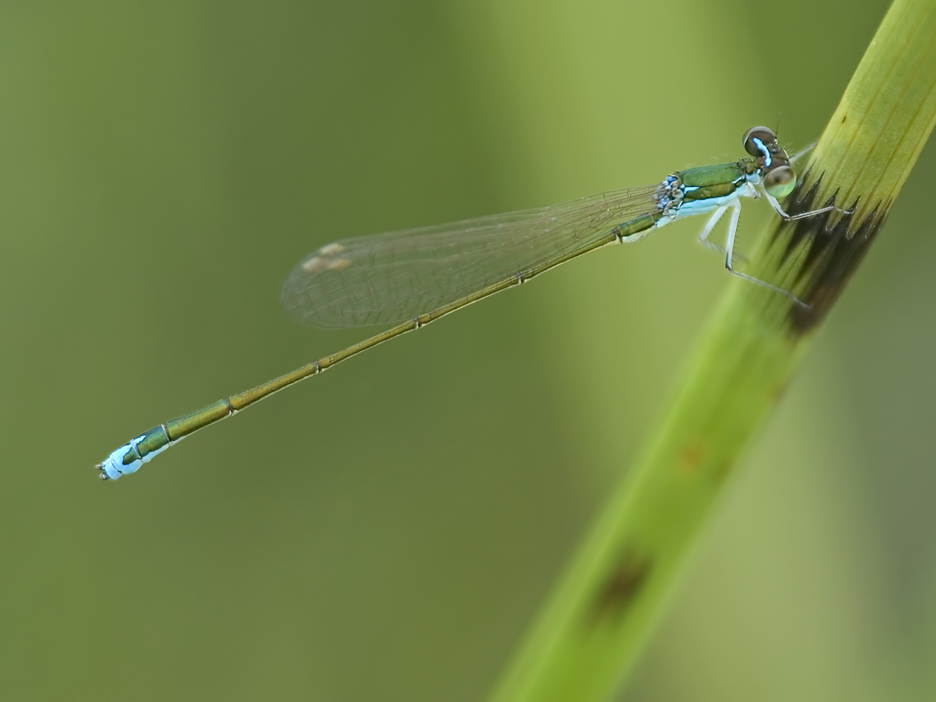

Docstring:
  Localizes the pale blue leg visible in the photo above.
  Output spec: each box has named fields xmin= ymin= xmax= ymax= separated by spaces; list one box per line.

xmin=697 ymin=205 xmax=729 ymax=253
xmin=765 ymin=192 xmax=841 ymax=221
xmin=722 ymin=198 xmax=808 ymax=307
xmin=788 ymin=141 xmax=817 ymax=165
xmin=722 ymin=198 xmax=743 ymax=269
xmin=698 ymin=205 xmax=747 ymax=263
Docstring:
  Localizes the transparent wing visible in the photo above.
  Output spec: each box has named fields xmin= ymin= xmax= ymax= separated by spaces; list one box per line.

xmin=282 ymin=185 xmax=660 ymax=328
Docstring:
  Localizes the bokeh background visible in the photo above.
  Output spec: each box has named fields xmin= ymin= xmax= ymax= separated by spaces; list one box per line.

xmin=2 ymin=0 xmax=933 ymax=700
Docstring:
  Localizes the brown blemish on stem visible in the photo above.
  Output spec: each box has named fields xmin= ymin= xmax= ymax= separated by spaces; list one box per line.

xmin=589 ymin=549 xmax=652 ymax=626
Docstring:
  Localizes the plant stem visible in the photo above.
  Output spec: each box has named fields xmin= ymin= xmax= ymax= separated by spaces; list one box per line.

xmin=489 ymin=1 xmax=936 ymax=700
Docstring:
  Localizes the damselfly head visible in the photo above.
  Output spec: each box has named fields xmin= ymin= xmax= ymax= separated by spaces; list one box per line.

xmin=743 ymin=126 xmax=796 ymax=199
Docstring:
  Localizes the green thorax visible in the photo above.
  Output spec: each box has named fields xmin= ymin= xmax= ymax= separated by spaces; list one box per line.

xmin=676 ymin=158 xmax=759 ymax=202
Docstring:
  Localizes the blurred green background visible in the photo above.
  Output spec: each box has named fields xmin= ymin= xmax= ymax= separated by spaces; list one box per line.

xmin=2 ymin=0 xmax=934 ymax=700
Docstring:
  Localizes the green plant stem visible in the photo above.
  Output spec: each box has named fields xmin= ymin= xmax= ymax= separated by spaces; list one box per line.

xmin=489 ymin=1 xmax=936 ymax=700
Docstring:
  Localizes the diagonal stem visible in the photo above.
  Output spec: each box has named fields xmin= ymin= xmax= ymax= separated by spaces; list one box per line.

xmin=488 ymin=1 xmax=936 ymax=700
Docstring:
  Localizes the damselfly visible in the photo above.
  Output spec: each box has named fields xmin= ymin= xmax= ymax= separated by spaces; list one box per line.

xmin=98 ymin=126 xmax=836 ymax=480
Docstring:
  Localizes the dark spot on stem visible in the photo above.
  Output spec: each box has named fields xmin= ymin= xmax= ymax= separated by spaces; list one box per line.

xmin=588 ymin=548 xmax=652 ymax=626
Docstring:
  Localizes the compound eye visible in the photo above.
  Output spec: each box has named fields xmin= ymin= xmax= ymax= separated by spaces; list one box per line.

xmin=764 ymin=165 xmax=796 ymax=199
xmin=743 ymin=126 xmax=778 ymax=157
